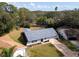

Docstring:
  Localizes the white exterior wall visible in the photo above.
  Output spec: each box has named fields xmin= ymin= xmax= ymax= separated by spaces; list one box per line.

xmin=43 ymin=39 xmax=49 ymax=41
xmin=27 ymin=40 xmax=41 ymax=46
xmin=13 ymin=48 xmax=26 ymax=57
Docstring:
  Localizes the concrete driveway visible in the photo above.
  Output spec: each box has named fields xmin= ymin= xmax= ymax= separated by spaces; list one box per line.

xmin=49 ymin=39 xmax=78 ymax=57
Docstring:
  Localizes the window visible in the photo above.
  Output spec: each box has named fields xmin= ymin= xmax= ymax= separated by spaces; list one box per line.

xmin=32 ymin=40 xmax=37 ymax=43
xmin=16 ymin=55 xmax=23 ymax=57
xmin=44 ymin=40 xmax=49 ymax=42
xmin=68 ymin=37 xmax=77 ymax=40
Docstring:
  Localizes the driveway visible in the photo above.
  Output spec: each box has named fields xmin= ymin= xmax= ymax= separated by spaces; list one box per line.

xmin=49 ymin=39 xmax=78 ymax=57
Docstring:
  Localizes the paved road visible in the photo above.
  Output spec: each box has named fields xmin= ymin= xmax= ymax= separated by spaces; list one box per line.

xmin=49 ymin=39 xmax=78 ymax=57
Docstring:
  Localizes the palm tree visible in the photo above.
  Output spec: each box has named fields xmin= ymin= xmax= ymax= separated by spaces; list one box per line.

xmin=54 ymin=6 xmax=58 ymax=24
xmin=55 ymin=6 xmax=58 ymax=11
xmin=1 ymin=46 xmax=16 ymax=57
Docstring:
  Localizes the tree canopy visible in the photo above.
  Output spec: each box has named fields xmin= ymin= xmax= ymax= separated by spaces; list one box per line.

xmin=0 ymin=2 xmax=18 ymax=36
xmin=0 ymin=2 xmax=79 ymax=36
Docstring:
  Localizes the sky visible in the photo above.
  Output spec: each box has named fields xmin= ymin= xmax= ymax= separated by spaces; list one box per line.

xmin=8 ymin=2 xmax=79 ymax=11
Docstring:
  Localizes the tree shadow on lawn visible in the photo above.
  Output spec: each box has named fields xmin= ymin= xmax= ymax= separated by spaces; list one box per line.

xmin=18 ymin=32 xmax=27 ymax=45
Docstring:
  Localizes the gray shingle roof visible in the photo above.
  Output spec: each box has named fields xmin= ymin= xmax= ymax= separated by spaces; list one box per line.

xmin=24 ymin=28 xmax=58 ymax=42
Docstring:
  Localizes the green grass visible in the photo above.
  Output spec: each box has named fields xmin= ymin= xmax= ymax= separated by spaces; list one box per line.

xmin=8 ymin=28 xmax=26 ymax=45
xmin=9 ymin=29 xmax=21 ymax=42
xmin=27 ymin=43 xmax=63 ymax=57
xmin=30 ymin=26 xmax=45 ymax=30
xmin=0 ymin=49 xmax=2 ymax=54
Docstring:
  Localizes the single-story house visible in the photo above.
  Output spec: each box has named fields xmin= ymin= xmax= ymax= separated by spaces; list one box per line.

xmin=23 ymin=28 xmax=59 ymax=46
xmin=57 ymin=27 xmax=79 ymax=40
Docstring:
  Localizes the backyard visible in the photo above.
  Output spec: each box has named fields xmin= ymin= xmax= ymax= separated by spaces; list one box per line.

xmin=8 ymin=29 xmax=21 ymax=43
xmin=8 ymin=28 xmax=26 ymax=45
xmin=27 ymin=43 xmax=63 ymax=57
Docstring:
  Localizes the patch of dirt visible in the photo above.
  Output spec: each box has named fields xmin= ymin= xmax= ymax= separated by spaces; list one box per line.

xmin=0 ymin=33 xmax=26 ymax=51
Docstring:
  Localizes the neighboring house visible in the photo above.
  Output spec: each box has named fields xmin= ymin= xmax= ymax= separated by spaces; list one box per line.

xmin=0 ymin=5 xmax=14 ymax=13
xmin=13 ymin=46 xmax=26 ymax=57
xmin=23 ymin=28 xmax=59 ymax=46
xmin=57 ymin=27 xmax=79 ymax=40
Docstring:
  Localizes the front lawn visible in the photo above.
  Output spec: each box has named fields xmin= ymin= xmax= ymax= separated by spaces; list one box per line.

xmin=27 ymin=43 xmax=63 ymax=57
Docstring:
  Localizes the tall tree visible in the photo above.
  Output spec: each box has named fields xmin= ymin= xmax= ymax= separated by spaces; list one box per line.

xmin=18 ymin=8 xmax=33 ymax=27
xmin=36 ymin=16 xmax=47 ymax=25
xmin=55 ymin=6 xmax=58 ymax=11
xmin=0 ymin=2 xmax=18 ymax=36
